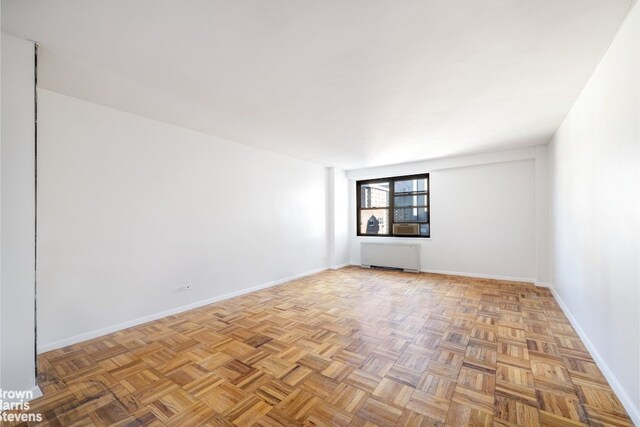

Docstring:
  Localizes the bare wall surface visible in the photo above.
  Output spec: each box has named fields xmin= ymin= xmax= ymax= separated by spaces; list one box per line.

xmin=1 ymin=32 xmax=37 ymax=393
xmin=349 ymin=151 xmax=538 ymax=282
xmin=37 ymin=89 xmax=329 ymax=349
xmin=549 ymin=4 xmax=639 ymax=422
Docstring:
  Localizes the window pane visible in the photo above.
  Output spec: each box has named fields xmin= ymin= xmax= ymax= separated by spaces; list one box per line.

xmin=394 ymin=207 xmax=428 ymax=223
xmin=394 ymin=178 xmax=428 ymax=193
xmin=420 ymin=224 xmax=430 ymax=236
xmin=360 ymin=182 xmax=389 ymax=208
xmin=360 ymin=209 xmax=389 ymax=235
xmin=394 ymin=194 xmax=427 ymax=207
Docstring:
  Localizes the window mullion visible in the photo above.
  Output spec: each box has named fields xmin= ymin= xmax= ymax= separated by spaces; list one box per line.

xmin=390 ymin=179 xmax=395 ymax=233
xmin=357 ymin=174 xmax=429 ymax=237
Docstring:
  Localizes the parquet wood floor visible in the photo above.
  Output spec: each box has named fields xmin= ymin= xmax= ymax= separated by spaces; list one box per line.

xmin=10 ymin=267 xmax=633 ymax=426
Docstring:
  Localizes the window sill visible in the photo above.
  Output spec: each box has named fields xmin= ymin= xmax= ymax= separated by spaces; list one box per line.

xmin=355 ymin=235 xmax=431 ymax=240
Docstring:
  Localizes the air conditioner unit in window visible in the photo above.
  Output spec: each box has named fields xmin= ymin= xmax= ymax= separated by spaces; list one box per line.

xmin=393 ymin=223 xmax=420 ymax=236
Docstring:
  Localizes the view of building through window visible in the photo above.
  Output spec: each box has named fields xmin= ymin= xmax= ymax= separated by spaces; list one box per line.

xmin=357 ymin=174 xmax=429 ymax=237
xmin=359 ymin=182 xmax=390 ymax=234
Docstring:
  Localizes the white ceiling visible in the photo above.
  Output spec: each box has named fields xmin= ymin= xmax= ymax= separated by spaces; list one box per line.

xmin=2 ymin=0 xmax=634 ymax=169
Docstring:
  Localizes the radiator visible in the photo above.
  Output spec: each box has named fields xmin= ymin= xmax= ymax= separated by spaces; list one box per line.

xmin=361 ymin=242 xmax=420 ymax=272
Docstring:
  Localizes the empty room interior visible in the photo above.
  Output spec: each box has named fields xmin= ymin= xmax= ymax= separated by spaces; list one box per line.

xmin=1 ymin=1 xmax=639 ymax=426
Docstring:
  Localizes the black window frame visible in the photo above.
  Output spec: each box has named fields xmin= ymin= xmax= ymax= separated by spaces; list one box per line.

xmin=356 ymin=173 xmax=430 ymax=238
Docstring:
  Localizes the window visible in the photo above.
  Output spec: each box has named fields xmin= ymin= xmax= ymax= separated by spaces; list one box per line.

xmin=357 ymin=174 xmax=429 ymax=237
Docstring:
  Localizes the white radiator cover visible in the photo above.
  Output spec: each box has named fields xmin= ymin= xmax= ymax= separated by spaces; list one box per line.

xmin=361 ymin=242 xmax=420 ymax=272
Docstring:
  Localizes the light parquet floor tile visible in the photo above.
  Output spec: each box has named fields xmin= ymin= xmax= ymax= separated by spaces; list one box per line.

xmin=14 ymin=267 xmax=633 ymax=426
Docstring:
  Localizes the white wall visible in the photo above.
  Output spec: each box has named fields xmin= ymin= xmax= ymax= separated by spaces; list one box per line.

xmin=548 ymin=4 xmax=639 ymax=423
xmin=37 ymin=89 xmax=329 ymax=350
xmin=328 ymin=167 xmax=350 ymax=268
xmin=348 ymin=147 xmax=542 ymax=282
xmin=1 ymin=32 xmax=38 ymax=394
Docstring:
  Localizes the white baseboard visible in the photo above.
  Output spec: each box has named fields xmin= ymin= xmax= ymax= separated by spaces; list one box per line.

xmin=548 ymin=284 xmax=639 ymax=426
xmin=419 ymin=268 xmax=535 ymax=284
xmin=30 ymin=385 xmax=43 ymax=401
xmin=330 ymin=263 xmax=352 ymax=270
xmin=37 ymin=266 xmax=328 ymax=353
xmin=42 ymin=264 xmax=637 ymax=424
xmin=534 ymin=281 xmax=550 ymax=288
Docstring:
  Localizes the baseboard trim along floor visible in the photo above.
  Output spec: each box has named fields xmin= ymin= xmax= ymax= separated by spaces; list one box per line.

xmin=548 ymin=283 xmax=639 ymax=426
xmin=37 ymin=266 xmax=330 ymax=353
xmin=29 ymin=267 xmax=634 ymax=426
